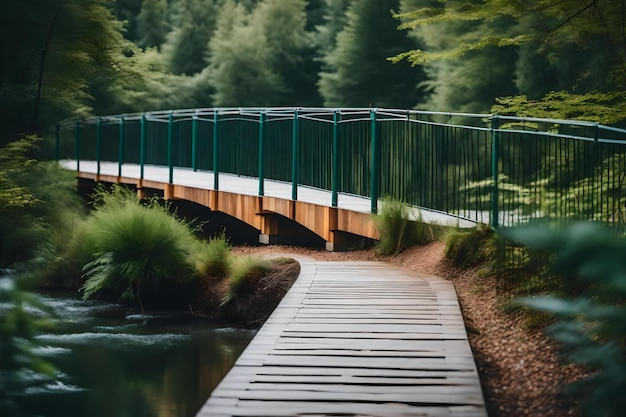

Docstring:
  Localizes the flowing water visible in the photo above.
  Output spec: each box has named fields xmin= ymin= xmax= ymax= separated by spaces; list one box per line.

xmin=7 ymin=287 xmax=254 ymax=417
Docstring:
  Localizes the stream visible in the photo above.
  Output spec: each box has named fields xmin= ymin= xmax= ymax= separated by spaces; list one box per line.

xmin=8 ymin=288 xmax=254 ymax=417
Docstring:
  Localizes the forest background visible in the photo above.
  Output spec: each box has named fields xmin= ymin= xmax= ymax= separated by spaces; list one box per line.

xmin=1 ymin=0 xmax=626 ymax=266
xmin=3 ymin=0 xmax=626 ymax=150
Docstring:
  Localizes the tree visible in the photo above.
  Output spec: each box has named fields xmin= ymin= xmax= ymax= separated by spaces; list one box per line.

xmin=106 ymin=48 xmax=202 ymax=112
xmin=207 ymin=0 xmax=316 ymax=106
xmin=314 ymin=0 xmax=351 ymax=58
xmin=161 ymin=0 xmax=217 ymax=75
xmin=136 ymin=0 xmax=170 ymax=49
xmin=254 ymin=0 xmax=320 ymax=105
xmin=318 ymin=0 xmax=425 ymax=108
xmin=393 ymin=0 xmax=626 ymax=122
xmin=0 ymin=0 xmax=136 ymax=142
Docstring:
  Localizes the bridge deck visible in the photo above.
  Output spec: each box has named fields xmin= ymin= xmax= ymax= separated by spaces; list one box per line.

xmin=196 ymin=258 xmax=487 ymax=417
xmin=60 ymin=160 xmax=476 ymax=228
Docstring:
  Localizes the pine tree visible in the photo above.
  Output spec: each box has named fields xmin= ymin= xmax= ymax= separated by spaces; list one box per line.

xmin=161 ymin=0 xmax=217 ymax=75
xmin=207 ymin=0 xmax=316 ymax=106
xmin=318 ymin=0 xmax=424 ymax=108
xmin=136 ymin=0 xmax=170 ymax=49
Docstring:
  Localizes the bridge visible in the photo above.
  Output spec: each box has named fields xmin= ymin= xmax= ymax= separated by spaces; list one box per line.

xmin=57 ymin=107 xmax=626 ymax=248
xmin=57 ymin=107 xmax=626 ymax=415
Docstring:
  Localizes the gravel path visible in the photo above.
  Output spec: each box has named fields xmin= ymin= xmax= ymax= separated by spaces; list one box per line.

xmin=233 ymin=243 xmax=585 ymax=417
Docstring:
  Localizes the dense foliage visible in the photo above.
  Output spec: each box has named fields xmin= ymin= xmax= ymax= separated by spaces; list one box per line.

xmin=395 ymin=0 xmax=626 ymax=120
xmin=0 ymin=136 xmax=83 ymax=266
xmin=510 ymin=223 xmax=626 ymax=417
xmin=4 ymin=0 xmax=621 ymax=153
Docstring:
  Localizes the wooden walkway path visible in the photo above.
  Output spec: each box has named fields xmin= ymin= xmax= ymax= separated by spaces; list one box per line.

xmin=196 ymin=258 xmax=487 ymax=417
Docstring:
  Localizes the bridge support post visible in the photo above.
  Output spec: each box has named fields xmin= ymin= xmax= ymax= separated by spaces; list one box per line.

xmin=192 ymin=114 xmax=198 ymax=172
xmin=331 ymin=110 xmax=339 ymax=207
xmin=167 ymin=112 xmax=174 ymax=184
xmin=490 ymin=116 xmax=500 ymax=229
xmin=213 ymin=110 xmax=219 ymax=190
xmin=259 ymin=209 xmax=317 ymax=246
xmin=55 ymin=123 xmax=60 ymax=161
xmin=258 ymin=112 xmax=266 ymax=196
xmin=291 ymin=110 xmax=299 ymax=201
xmin=326 ymin=231 xmax=370 ymax=252
xmin=96 ymin=117 xmax=102 ymax=176
xmin=140 ymin=114 xmax=146 ymax=180
xmin=118 ymin=116 xmax=125 ymax=177
xmin=370 ymin=109 xmax=380 ymax=214
xmin=75 ymin=120 xmax=81 ymax=171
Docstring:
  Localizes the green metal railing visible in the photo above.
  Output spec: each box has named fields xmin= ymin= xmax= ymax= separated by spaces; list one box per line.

xmin=57 ymin=107 xmax=626 ymax=230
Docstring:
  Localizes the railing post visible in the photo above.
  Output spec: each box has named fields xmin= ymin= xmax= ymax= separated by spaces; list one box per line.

xmin=291 ymin=109 xmax=299 ymax=201
xmin=370 ymin=109 xmax=380 ymax=214
xmin=592 ymin=123 xmax=599 ymax=218
xmin=118 ymin=116 xmax=125 ymax=177
xmin=55 ymin=123 xmax=60 ymax=161
xmin=213 ymin=110 xmax=219 ymax=190
xmin=96 ymin=117 xmax=102 ymax=175
xmin=167 ymin=112 xmax=174 ymax=184
xmin=192 ymin=114 xmax=198 ymax=172
xmin=490 ymin=115 xmax=500 ymax=229
xmin=258 ymin=112 xmax=266 ymax=197
xmin=140 ymin=114 xmax=146 ymax=180
xmin=331 ymin=110 xmax=340 ymax=207
xmin=75 ymin=120 xmax=81 ymax=172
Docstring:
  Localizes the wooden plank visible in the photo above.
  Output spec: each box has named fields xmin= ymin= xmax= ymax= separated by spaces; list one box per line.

xmin=198 ymin=401 xmax=485 ymax=417
xmin=223 ymin=365 xmax=478 ymax=379
xmin=220 ymin=374 xmax=480 ymax=386
xmin=217 ymin=382 xmax=484 ymax=396
xmin=211 ymin=389 xmax=485 ymax=406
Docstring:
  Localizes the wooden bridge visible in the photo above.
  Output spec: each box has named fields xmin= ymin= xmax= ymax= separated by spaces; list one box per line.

xmin=197 ymin=257 xmax=486 ymax=417
xmin=61 ymin=160 xmax=474 ymax=250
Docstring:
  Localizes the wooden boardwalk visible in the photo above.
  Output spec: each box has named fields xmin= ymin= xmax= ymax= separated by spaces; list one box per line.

xmin=196 ymin=258 xmax=487 ymax=417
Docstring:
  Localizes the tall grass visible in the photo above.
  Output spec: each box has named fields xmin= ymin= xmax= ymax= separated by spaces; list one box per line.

xmin=221 ymin=256 xmax=270 ymax=306
xmin=374 ymin=197 xmax=433 ymax=255
xmin=195 ymin=232 xmax=232 ymax=277
xmin=79 ymin=186 xmax=198 ymax=310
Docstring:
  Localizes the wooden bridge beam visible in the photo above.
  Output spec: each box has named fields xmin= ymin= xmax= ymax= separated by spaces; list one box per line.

xmin=74 ymin=171 xmax=380 ymax=251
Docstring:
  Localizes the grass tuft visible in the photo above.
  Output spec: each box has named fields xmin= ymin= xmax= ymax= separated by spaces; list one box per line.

xmin=444 ymin=224 xmax=496 ymax=269
xmin=221 ymin=256 xmax=270 ymax=306
xmin=195 ymin=232 xmax=232 ymax=277
xmin=374 ymin=197 xmax=433 ymax=255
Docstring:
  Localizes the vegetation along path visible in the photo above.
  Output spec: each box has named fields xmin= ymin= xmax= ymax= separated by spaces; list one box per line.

xmin=197 ymin=256 xmax=486 ymax=417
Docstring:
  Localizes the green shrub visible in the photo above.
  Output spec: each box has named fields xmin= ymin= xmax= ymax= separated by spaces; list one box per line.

xmin=80 ymin=186 xmax=198 ymax=310
xmin=511 ymin=222 xmax=626 ymax=417
xmin=0 ymin=135 xmax=86 ymax=267
xmin=374 ymin=198 xmax=432 ymax=255
xmin=195 ymin=232 xmax=232 ymax=277
xmin=444 ymin=223 xmax=496 ymax=269
xmin=221 ymin=256 xmax=270 ymax=306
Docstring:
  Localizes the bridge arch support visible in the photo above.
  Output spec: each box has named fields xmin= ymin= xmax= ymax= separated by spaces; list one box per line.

xmin=80 ymin=171 xmax=379 ymax=250
xmin=165 ymin=183 xmax=378 ymax=251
